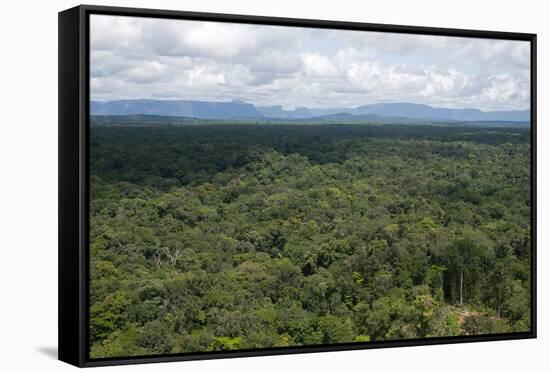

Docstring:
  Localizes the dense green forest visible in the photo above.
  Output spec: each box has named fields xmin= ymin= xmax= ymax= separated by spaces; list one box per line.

xmin=89 ymin=121 xmax=531 ymax=358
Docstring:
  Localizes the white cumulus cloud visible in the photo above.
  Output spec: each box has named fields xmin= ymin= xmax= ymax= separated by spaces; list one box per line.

xmin=90 ymin=14 xmax=530 ymax=111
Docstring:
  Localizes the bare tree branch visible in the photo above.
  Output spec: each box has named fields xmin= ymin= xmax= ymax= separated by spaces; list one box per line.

xmin=164 ymin=247 xmax=181 ymax=267
xmin=152 ymin=253 xmax=163 ymax=268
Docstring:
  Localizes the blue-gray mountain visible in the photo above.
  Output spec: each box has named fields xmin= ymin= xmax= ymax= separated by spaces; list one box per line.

xmin=91 ymin=99 xmax=530 ymax=123
xmin=90 ymin=99 xmax=261 ymax=119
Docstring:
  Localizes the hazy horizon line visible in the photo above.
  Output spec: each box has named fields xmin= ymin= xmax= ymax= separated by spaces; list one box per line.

xmin=89 ymin=98 xmax=530 ymax=113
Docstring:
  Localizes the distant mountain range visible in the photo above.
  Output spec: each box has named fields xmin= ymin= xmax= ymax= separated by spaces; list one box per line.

xmin=91 ymin=99 xmax=530 ymax=123
xmin=91 ymin=99 xmax=261 ymax=119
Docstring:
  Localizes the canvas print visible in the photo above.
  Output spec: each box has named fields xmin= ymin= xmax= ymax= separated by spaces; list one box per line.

xmin=89 ymin=14 xmax=532 ymax=359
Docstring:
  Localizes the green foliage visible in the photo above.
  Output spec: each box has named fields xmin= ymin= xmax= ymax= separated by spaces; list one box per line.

xmin=89 ymin=123 xmax=531 ymax=357
xmin=354 ymin=335 xmax=371 ymax=342
xmin=90 ymin=291 xmax=130 ymax=343
xmin=136 ymin=319 xmax=174 ymax=354
xmin=462 ymin=314 xmax=511 ymax=335
xmin=208 ymin=336 xmax=242 ymax=351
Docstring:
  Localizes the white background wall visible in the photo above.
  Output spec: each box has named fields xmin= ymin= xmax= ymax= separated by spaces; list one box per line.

xmin=0 ymin=0 xmax=547 ymax=371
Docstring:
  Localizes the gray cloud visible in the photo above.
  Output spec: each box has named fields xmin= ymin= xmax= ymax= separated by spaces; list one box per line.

xmin=90 ymin=15 xmax=530 ymax=111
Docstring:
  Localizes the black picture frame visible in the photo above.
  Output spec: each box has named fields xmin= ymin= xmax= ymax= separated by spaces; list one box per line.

xmin=59 ymin=4 xmax=537 ymax=367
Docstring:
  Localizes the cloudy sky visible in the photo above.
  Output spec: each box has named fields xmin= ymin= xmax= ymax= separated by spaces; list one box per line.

xmin=90 ymin=14 xmax=530 ymax=111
